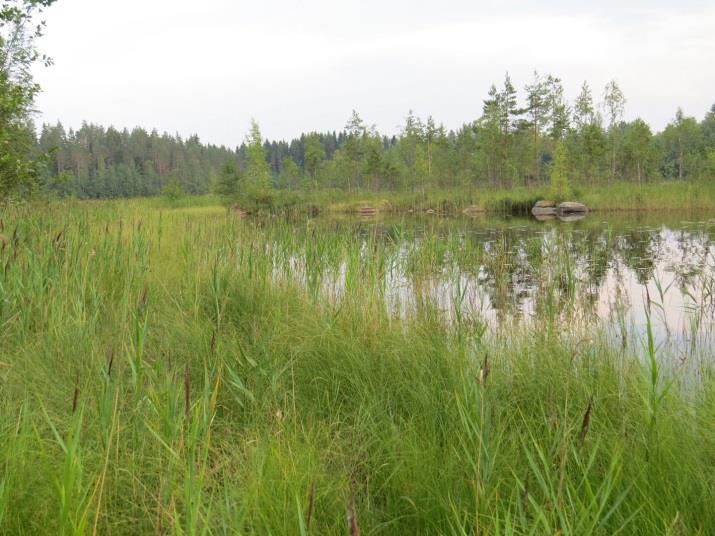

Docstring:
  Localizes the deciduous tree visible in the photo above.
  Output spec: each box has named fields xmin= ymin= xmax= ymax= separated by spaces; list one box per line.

xmin=1 ymin=0 xmax=57 ymax=198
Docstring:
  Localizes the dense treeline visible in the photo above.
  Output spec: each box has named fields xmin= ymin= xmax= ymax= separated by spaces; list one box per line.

xmin=36 ymin=73 xmax=715 ymax=200
xmin=37 ymin=124 xmax=238 ymax=197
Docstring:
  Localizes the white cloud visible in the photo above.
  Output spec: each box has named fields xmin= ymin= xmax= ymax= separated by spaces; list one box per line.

xmin=33 ymin=0 xmax=715 ymax=144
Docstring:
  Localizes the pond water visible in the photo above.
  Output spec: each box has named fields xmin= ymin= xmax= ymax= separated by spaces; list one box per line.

xmin=262 ymin=211 xmax=715 ymax=361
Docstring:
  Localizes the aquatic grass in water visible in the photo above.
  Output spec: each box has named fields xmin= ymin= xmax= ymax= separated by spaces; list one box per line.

xmin=1 ymin=200 xmax=715 ymax=532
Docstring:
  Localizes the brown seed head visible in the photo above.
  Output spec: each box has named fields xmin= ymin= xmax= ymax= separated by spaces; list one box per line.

xmin=579 ymin=397 xmax=593 ymax=446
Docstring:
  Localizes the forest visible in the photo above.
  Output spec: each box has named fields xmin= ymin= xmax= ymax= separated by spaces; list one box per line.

xmin=35 ymin=75 xmax=715 ymax=200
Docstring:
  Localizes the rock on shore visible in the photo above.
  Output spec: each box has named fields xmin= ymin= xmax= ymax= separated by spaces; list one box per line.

xmin=532 ymin=200 xmax=589 ymax=220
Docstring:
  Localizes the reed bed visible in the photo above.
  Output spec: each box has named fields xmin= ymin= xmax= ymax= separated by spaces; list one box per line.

xmin=1 ymin=199 xmax=715 ymax=534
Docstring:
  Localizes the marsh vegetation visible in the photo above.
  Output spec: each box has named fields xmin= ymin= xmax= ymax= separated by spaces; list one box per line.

xmin=3 ymin=2 xmax=715 ymax=532
xmin=2 ymin=200 xmax=715 ymax=533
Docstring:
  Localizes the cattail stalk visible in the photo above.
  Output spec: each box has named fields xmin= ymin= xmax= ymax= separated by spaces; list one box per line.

xmin=184 ymin=365 xmax=191 ymax=417
xmin=305 ymin=481 xmax=316 ymax=531
xmin=347 ymin=496 xmax=360 ymax=536
xmin=579 ymin=398 xmax=593 ymax=446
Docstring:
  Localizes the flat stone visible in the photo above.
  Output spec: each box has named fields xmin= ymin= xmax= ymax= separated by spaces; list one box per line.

xmin=534 ymin=200 xmax=557 ymax=208
xmin=532 ymin=206 xmax=557 ymax=216
xmin=557 ymin=201 xmax=588 ymax=214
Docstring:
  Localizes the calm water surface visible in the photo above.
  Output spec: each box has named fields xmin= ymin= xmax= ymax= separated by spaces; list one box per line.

xmin=265 ymin=211 xmax=715 ymax=361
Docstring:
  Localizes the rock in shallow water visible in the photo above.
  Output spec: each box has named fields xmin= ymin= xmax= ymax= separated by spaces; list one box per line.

xmin=557 ymin=201 xmax=589 ymax=214
xmin=532 ymin=200 xmax=589 ymax=221
xmin=532 ymin=205 xmax=558 ymax=217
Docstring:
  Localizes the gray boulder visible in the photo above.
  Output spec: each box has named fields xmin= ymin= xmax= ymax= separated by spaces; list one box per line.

xmin=557 ymin=201 xmax=588 ymax=214
xmin=532 ymin=205 xmax=557 ymax=217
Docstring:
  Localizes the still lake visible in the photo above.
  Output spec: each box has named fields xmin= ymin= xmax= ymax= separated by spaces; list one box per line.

xmin=259 ymin=210 xmax=715 ymax=365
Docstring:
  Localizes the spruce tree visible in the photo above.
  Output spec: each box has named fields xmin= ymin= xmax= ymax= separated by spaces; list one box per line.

xmin=214 ymin=161 xmax=241 ymax=206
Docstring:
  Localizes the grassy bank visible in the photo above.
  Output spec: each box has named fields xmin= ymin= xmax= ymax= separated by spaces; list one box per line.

xmin=314 ymin=181 xmax=715 ymax=214
xmin=1 ymin=200 xmax=714 ymax=533
xmin=40 ymin=180 xmax=715 ymax=216
xmin=177 ymin=180 xmax=715 ymax=215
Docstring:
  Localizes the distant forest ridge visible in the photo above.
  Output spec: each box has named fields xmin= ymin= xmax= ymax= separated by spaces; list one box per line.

xmin=36 ymin=73 xmax=715 ymax=198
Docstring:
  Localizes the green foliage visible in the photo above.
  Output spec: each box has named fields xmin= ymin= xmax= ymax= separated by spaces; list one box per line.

xmin=303 ymin=133 xmax=325 ymax=186
xmin=573 ymin=122 xmax=608 ymax=184
xmin=0 ymin=0 xmax=57 ymax=199
xmin=242 ymin=119 xmax=273 ymax=209
xmin=622 ymin=118 xmax=654 ymax=182
xmin=161 ymin=176 xmax=185 ymax=203
xmin=24 ymin=78 xmax=715 ymax=200
xmin=38 ymin=124 xmax=236 ymax=198
xmin=702 ymin=104 xmax=715 ymax=148
xmin=278 ymin=155 xmax=300 ymax=190
xmin=574 ymin=81 xmax=596 ymax=128
xmin=212 ymin=160 xmax=240 ymax=206
xmin=660 ymin=108 xmax=706 ymax=180
xmin=707 ymin=149 xmax=715 ymax=176
xmin=342 ymin=110 xmax=368 ymax=189
xmin=549 ymin=140 xmax=572 ymax=200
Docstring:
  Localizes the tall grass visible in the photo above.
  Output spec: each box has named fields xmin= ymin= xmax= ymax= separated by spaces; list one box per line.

xmin=0 ymin=199 xmax=714 ymax=533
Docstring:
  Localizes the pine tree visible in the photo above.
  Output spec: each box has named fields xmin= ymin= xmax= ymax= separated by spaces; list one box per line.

xmin=524 ymin=71 xmax=550 ymax=181
xmin=546 ymin=75 xmax=570 ymax=140
xmin=574 ymin=81 xmax=595 ymax=129
xmin=499 ymin=73 xmax=521 ymax=135
xmin=343 ymin=110 xmax=367 ymax=189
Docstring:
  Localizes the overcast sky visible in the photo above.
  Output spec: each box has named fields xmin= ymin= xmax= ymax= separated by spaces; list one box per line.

xmin=32 ymin=0 xmax=715 ymax=147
